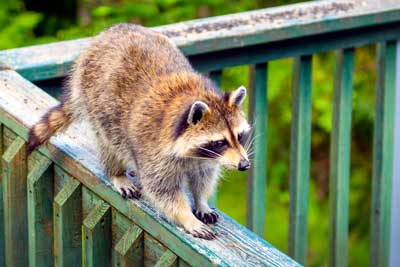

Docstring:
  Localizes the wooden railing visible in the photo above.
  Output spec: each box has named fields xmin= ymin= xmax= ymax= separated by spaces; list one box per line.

xmin=0 ymin=0 xmax=400 ymax=266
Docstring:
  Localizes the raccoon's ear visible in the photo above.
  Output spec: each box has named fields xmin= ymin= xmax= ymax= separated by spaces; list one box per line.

xmin=228 ymin=86 xmax=246 ymax=107
xmin=187 ymin=101 xmax=209 ymax=125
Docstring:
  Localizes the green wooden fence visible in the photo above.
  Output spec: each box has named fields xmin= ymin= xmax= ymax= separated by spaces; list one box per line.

xmin=0 ymin=0 xmax=399 ymax=266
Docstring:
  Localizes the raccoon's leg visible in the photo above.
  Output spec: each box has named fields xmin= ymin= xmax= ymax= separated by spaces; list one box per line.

xmin=141 ymin=175 xmax=215 ymax=240
xmin=97 ymin=141 xmax=141 ymax=199
xmin=187 ymin=166 xmax=220 ymax=225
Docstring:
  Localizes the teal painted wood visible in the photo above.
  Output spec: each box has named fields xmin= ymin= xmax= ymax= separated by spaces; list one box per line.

xmin=371 ymin=41 xmax=396 ymax=267
xmin=0 ymin=123 xmax=4 ymax=267
xmin=83 ymin=200 xmax=112 ymax=267
xmin=27 ymin=154 xmax=54 ymax=267
xmin=390 ymin=40 xmax=400 ymax=267
xmin=2 ymin=136 xmax=28 ymax=266
xmin=190 ymin=23 xmax=400 ymax=73
xmin=208 ymin=69 xmax=222 ymax=207
xmin=1 ymin=1 xmax=400 ymax=81
xmin=154 ymin=250 xmax=178 ymax=267
xmin=113 ymin=223 xmax=144 ymax=267
xmin=247 ymin=63 xmax=267 ymax=237
xmin=329 ymin=48 xmax=354 ymax=267
xmin=288 ymin=55 xmax=312 ymax=265
xmin=54 ymin=176 xmax=82 ymax=267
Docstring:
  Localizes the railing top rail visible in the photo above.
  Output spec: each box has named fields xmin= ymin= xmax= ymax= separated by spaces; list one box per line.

xmin=0 ymin=0 xmax=399 ymax=81
xmin=0 ymin=69 xmax=301 ymax=266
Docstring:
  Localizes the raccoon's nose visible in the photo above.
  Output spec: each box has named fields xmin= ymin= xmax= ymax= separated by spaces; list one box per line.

xmin=238 ymin=159 xmax=250 ymax=171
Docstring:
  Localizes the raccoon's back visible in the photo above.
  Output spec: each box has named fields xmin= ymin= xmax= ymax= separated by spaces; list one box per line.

xmin=72 ymin=24 xmax=192 ymax=106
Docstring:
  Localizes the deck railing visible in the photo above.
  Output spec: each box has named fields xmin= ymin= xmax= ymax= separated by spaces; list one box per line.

xmin=0 ymin=0 xmax=400 ymax=266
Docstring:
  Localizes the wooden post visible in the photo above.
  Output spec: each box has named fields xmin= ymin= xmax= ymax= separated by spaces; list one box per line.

xmin=389 ymin=40 xmax=400 ymax=267
xmin=2 ymin=136 xmax=28 ymax=266
xmin=329 ymin=48 xmax=354 ymax=267
xmin=247 ymin=63 xmax=268 ymax=237
xmin=54 ymin=177 xmax=82 ymax=267
xmin=83 ymin=200 xmax=112 ymax=267
xmin=27 ymin=154 xmax=54 ymax=267
xmin=288 ymin=55 xmax=312 ymax=265
xmin=113 ymin=223 xmax=144 ymax=267
xmin=154 ymin=250 xmax=178 ymax=267
xmin=371 ymin=41 xmax=396 ymax=267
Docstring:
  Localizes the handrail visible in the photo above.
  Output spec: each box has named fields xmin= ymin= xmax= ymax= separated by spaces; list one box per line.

xmin=0 ymin=0 xmax=400 ymax=81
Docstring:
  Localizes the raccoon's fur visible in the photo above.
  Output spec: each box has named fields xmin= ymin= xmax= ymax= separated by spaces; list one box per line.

xmin=28 ymin=24 xmax=251 ymax=239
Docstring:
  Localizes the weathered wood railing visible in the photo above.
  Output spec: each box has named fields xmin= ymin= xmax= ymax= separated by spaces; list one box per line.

xmin=1 ymin=0 xmax=400 ymax=266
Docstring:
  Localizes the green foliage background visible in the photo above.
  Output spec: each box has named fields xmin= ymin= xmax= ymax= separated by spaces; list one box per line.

xmin=0 ymin=0 xmax=376 ymax=266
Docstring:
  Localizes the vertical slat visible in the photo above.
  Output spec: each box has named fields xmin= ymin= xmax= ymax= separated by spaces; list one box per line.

xmin=112 ymin=210 xmax=144 ymax=266
xmin=154 ymin=250 xmax=178 ymax=267
xmin=247 ymin=63 xmax=267 ymax=237
xmin=27 ymin=154 xmax=54 ymax=267
xmin=329 ymin=48 xmax=354 ymax=267
xmin=83 ymin=200 xmax=112 ymax=267
xmin=113 ymin=224 xmax=144 ymax=267
xmin=0 ymin=124 xmax=4 ymax=267
xmin=288 ymin=55 xmax=312 ymax=265
xmin=144 ymin=233 xmax=169 ymax=266
xmin=371 ymin=41 xmax=396 ymax=267
xmin=389 ymin=39 xmax=400 ymax=267
xmin=54 ymin=177 xmax=82 ymax=267
xmin=2 ymin=136 xmax=28 ymax=266
xmin=209 ymin=69 xmax=222 ymax=207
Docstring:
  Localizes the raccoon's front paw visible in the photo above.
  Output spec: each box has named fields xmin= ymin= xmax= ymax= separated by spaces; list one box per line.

xmin=185 ymin=219 xmax=216 ymax=240
xmin=193 ymin=207 xmax=219 ymax=225
xmin=111 ymin=176 xmax=142 ymax=199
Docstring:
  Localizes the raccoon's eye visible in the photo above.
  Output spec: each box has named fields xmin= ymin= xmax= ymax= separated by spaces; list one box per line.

xmin=238 ymin=132 xmax=246 ymax=145
xmin=213 ymin=140 xmax=228 ymax=151
xmin=198 ymin=139 xmax=228 ymax=158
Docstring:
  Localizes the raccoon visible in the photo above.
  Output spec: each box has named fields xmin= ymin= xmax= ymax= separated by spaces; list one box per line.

xmin=27 ymin=23 xmax=251 ymax=239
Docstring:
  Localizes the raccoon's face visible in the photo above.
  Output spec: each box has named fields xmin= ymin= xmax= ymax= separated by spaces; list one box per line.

xmin=174 ymin=86 xmax=252 ymax=171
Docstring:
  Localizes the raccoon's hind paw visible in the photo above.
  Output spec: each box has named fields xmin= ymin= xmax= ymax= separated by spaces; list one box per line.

xmin=111 ymin=176 xmax=142 ymax=199
xmin=193 ymin=208 xmax=219 ymax=225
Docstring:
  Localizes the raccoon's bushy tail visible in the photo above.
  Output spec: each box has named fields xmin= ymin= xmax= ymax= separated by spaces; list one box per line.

xmin=27 ymin=101 xmax=74 ymax=154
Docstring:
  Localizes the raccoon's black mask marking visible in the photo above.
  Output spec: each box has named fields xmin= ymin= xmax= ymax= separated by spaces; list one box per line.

xmin=197 ymin=139 xmax=229 ymax=158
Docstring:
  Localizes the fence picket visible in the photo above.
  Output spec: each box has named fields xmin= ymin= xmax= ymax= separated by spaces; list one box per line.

xmin=83 ymin=200 xmax=112 ymax=267
xmin=113 ymin=223 xmax=144 ymax=267
xmin=329 ymin=48 xmax=354 ymax=267
xmin=288 ymin=55 xmax=312 ymax=265
xmin=154 ymin=250 xmax=178 ymax=267
xmin=371 ymin=41 xmax=397 ymax=267
xmin=2 ymin=136 xmax=28 ymax=266
xmin=54 ymin=177 xmax=82 ymax=267
xmin=27 ymin=154 xmax=54 ymax=267
xmin=247 ymin=63 xmax=268 ymax=237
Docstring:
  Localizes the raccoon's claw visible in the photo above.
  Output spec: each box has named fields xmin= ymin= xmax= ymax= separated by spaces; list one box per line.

xmin=111 ymin=177 xmax=142 ymax=199
xmin=188 ymin=224 xmax=216 ymax=240
xmin=193 ymin=208 xmax=219 ymax=225
xmin=120 ymin=185 xmax=141 ymax=199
